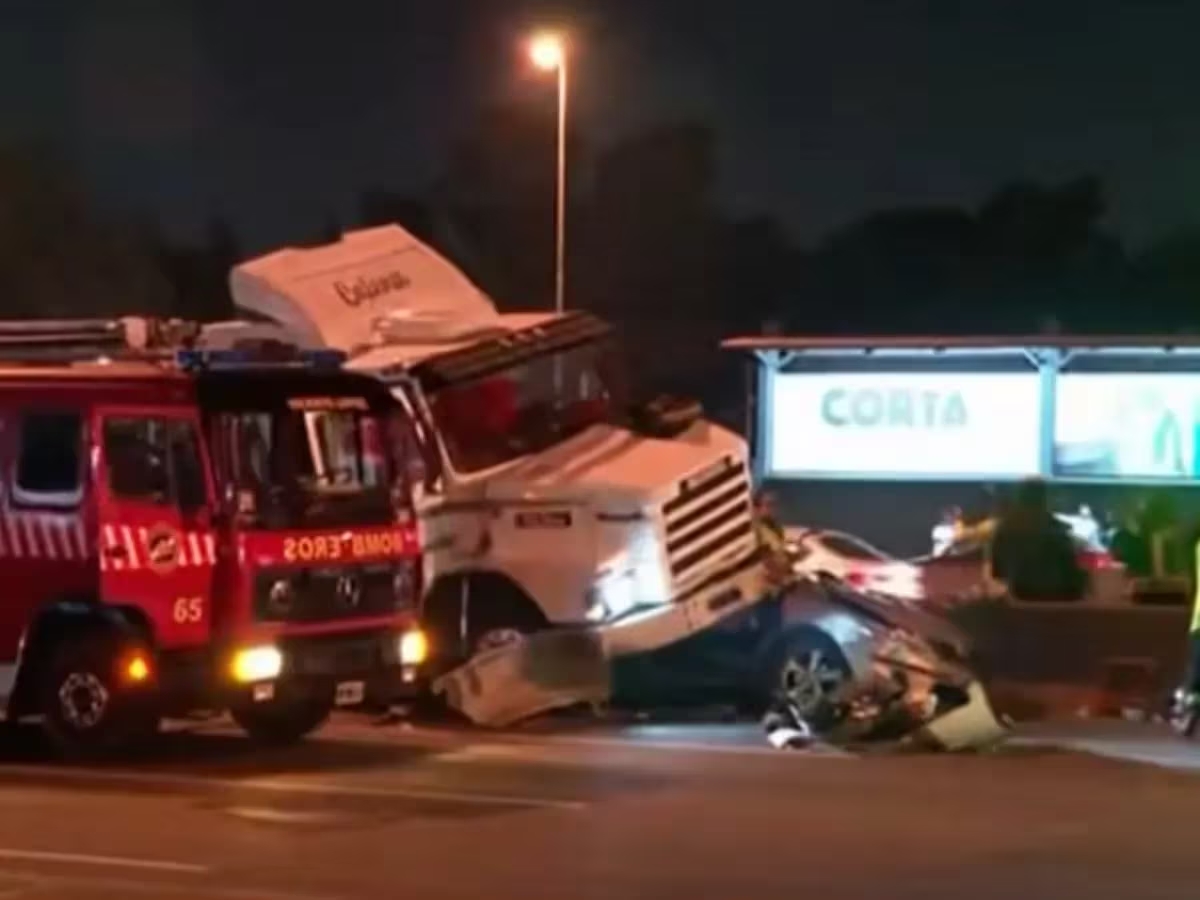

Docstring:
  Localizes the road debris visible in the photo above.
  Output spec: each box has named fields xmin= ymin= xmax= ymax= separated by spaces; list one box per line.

xmin=434 ymin=629 xmax=611 ymax=728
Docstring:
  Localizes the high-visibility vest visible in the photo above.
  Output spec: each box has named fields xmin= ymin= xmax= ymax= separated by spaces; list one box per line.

xmin=1191 ymin=541 xmax=1200 ymax=634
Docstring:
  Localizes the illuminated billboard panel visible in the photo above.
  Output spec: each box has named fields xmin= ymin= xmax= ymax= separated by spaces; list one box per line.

xmin=767 ymin=372 xmax=1042 ymax=479
xmin=1053 ymin=373 xmax=1200 ymax=480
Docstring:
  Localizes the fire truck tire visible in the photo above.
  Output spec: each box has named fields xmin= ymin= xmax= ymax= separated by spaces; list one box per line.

xmin=40 ymin=636 xmax=159 ymax=758
xmin=231 ymin=697 xmax=332 ymax=746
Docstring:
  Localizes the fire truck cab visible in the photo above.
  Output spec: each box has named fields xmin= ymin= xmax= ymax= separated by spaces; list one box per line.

xmin=0 ymin=319 xmax=426 ymax=755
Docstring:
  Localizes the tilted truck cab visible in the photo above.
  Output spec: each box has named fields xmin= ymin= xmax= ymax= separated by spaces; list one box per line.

xmin=216 ymin=225 xmax=767 ymax=702
xmin=0 ymin=318 xmax=426 ymax=755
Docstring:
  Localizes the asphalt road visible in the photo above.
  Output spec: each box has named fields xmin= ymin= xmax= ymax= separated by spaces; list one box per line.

xmin=1 ymin=715 xmax=1199 ymax=900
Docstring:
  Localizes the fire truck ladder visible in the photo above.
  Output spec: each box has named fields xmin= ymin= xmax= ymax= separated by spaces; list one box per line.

xmin=0 ymin=318 xmax=345 ymax=369
xmin=0 ymin=317 xmax=200 ymax=362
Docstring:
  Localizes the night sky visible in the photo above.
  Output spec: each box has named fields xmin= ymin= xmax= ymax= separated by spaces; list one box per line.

xmin=4 ymin=0 xmax=1199 ymax=251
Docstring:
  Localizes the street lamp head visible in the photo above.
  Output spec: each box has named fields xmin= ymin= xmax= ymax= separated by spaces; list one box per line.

xmin=530 ymin=32 xmax=565 ymax=71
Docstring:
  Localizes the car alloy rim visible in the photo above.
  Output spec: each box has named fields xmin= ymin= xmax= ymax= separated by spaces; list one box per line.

xmin=779 ymin=649 xmax=844 ymax=716
xmin=58 ymin=671 xmax=109 ymax=730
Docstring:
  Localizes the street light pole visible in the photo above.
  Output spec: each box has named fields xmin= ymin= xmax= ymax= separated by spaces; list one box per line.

xmin=530 ymin=32 xmax=568 ymax=314
xmin=554 ymin=54 xmax=568 ymax=315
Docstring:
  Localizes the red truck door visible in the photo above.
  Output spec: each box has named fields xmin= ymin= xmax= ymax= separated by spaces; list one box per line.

xmin=93 ymin=407 xmax=216 ymax=649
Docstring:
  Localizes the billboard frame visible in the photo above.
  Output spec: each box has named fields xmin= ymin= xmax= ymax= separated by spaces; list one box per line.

xmin=724 ymin=334 xmax=1200 ymax=485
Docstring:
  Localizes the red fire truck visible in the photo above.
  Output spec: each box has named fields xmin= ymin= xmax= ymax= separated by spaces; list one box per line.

xmin=0 ymin=319 xmax=426 ymax=755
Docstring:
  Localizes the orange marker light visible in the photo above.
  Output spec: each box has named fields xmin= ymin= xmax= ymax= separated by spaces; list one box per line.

xmin=125 ymin=655 xmax=151 ymax=683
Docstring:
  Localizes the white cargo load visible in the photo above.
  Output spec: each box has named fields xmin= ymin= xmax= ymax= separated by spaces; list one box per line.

xmin=229 ymin=224 xmax=518 ymax=355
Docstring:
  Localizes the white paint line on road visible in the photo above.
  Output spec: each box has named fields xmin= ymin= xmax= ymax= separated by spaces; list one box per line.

xmin=0 ymin=765 xmax=587 ymax=812
xmin=0 ymin=868 xmax=348 ymax=900
xmin=511 ymin=732 xmax=856 ymax=758
xmin=389 ymin=726 xmax=855 ymax=759
xmin=325 ymin=719 xmax=856 ymax=758
xmin=0 ymin=847 xmax=208 ymax=874
xmin=225 ymin=806 xmax=342 ymax=825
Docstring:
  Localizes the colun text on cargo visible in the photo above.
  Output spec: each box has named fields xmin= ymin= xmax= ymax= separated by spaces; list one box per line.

xmin=333 ymin=271 xmax=412 ymax=307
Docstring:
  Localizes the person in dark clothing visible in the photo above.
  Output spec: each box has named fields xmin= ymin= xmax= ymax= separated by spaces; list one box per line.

xmin=990 ymin=478 xmax=1086 ymax=601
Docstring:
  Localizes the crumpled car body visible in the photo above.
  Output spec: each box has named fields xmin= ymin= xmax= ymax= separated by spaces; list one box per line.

xmin=766 ymin=574 xmax=1006 ymax=749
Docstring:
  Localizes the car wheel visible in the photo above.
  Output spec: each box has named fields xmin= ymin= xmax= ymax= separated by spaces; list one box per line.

xmin=764 ymin=629 xmax=852 ymax=731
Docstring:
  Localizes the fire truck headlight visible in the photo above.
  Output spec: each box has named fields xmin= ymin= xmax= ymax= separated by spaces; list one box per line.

xmin=398 ymin=629 xmax=428 ymax=666
xmin=231 ymin=646 xmax=283 ymax=683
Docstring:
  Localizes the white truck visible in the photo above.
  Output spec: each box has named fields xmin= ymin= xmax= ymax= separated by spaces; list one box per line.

xmin=211 ymin=225 xmax=766 ymax=718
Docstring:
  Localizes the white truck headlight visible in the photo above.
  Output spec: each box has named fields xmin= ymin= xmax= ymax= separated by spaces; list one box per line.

xmin=590 ymin=569 xmax=639 ymax=621
xmin=586 ymin=562 xmax=669 ymax=622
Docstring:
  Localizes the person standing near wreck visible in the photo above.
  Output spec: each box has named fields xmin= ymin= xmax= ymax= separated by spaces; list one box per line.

xmin=753 ymin=489 xmax=789 ymax=581
xmin=1184 ymin=533 xmax=1200 ymax=703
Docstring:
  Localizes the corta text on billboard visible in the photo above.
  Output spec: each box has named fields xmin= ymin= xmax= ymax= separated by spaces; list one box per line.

xmin=820 ymin=388 xmax=968 ymax=429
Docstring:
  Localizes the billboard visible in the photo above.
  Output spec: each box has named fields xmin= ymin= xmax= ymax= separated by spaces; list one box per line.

xmin=1053 ymin=374 xmax=1200 ymax=480
xmin=767 ymin=372 xmax=1041 ymax=479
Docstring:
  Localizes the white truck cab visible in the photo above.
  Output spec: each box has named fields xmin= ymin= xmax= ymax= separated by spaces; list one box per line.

xmin=215 ymin=225 xmax=766 ymax=675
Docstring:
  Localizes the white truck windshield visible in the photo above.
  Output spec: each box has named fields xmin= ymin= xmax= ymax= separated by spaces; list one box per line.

xmin=427 ymin=342 xmax=620 ymax=473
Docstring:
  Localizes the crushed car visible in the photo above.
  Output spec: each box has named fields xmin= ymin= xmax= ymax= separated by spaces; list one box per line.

xmin=614 ymin=532 xmax=1008 ymax=751
xmin=760 ymin=572 xmax=1007 ymax=751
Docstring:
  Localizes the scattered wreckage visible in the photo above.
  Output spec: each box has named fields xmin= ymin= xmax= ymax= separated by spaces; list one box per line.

xmin=431 ymin=532 xmax=1008 ymax=752
xmin=758 ymin=572 xmax=1008 ymax=752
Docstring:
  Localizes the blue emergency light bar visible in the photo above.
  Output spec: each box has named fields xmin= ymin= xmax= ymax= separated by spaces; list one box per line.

xmin=175 ymin=347 xmax=348 ymax=371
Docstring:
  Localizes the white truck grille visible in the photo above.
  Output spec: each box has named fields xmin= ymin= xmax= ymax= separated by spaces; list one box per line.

xmin=662 ymin=456 xmax=754 ymax=588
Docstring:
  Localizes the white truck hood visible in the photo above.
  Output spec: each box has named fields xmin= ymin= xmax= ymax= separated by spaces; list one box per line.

xmin=479 ymin=420 xmax=747 ymax=508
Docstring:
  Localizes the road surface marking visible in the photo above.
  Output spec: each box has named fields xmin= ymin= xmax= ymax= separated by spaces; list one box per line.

xmin=0 ymin=847 xmax=208 ymax=874
xmin=0 ymin=869 xmax=347 ymax=900
xmin=0 ymin=765 xmax=587 ymax=811
xmin=321 ymin=718 xmax=856 ymax=758
xmin=225 ymin=806 xmax=342 ymax=825
xmin=368 ymin=725 xmax=856 ymax=758
xmin=515 ymin=732 xmax=855 ymax=758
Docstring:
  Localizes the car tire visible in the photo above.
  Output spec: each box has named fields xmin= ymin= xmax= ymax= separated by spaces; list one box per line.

xmin=41 ymin=636 xmax=159 ymax=759
xmin=231 ymin=695 xmax=333 ymax=746
xmin=759 ymin=627 xmax=853 ymax=732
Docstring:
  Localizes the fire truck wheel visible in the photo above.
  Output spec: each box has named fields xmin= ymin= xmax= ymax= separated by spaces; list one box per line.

xmin=41 ymin=637 xmax=158 ymax=758
xmin=231 ymin=696 xmax=333 ymax=746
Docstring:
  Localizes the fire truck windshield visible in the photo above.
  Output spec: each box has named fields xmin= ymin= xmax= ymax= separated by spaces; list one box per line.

xmin=213 ymin=407 xmax=394 ymax=528
xmin=427 ymin=340 xmax=625 ymax=474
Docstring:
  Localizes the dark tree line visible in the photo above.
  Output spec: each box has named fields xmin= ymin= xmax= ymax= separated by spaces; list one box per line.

xmin=1 ymin=117 xmax=1198 ymax=412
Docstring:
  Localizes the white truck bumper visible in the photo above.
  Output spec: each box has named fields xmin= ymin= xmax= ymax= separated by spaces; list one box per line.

xmin=599 ymin=553 xmax=768 ymax=657
xmin=433 ymin=553 xmax=768 ymax=727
